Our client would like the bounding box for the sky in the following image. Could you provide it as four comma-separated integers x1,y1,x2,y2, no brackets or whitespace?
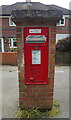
0,0,71,9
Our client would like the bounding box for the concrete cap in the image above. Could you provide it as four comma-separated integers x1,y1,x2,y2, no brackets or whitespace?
11,2,62,23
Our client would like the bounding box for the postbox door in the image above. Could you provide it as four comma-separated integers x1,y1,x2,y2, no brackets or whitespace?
25,45,48,84
24,27,49,84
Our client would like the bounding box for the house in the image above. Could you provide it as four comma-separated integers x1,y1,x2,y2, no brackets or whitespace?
46,4,71,43
0,2,71,52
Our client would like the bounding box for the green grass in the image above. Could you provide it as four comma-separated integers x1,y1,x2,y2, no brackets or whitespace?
53,99,60,107
16,99,60,118
16,108,43,118
45,106,60,117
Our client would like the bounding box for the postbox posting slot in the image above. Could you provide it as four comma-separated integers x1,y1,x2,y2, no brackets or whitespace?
26,35,46,43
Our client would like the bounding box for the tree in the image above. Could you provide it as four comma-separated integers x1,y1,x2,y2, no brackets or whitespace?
56,36,71,52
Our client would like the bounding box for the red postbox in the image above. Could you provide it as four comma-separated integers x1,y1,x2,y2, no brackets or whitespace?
24,27,49,84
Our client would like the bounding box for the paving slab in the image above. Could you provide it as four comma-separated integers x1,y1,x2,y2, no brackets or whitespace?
0,65,69,118
0,65,18,118
54,66,69,118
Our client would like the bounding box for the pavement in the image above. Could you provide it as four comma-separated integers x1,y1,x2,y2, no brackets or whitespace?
0,65,69,119
54,66,69,118
0,65,18,119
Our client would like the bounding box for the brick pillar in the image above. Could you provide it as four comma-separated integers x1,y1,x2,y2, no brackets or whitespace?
16,24,56,110
11,3,62,110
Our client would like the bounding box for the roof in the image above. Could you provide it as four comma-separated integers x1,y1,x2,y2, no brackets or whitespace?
46,5,70,15
0,2,70,16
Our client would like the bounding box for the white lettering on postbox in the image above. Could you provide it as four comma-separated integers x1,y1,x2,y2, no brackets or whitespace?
29,29,41,33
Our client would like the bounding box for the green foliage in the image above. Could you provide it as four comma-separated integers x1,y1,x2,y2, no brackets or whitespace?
16,108,43,118
10,48,17,52
43,99,60,118
56,36,71,52
55,52,71,65
16,99,60,118
53,99,60,107
46,106,60,117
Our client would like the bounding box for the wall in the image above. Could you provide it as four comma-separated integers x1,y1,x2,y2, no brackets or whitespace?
56,17,69,34
0,18,16,37
0,52,17,65
0,16,70,52
0,17,16,52
56,17,71,43
0,52,70,66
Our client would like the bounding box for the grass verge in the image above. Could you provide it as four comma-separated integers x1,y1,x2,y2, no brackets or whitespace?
16,99,60,118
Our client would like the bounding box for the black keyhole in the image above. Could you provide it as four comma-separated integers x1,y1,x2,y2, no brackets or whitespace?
34,46,38,49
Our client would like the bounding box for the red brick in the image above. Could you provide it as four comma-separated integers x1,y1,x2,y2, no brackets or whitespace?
40,97,53,101
37,92,53,97
36,85,47,88
51,27,56,32
47,92,53,96
27,101,35,105
49,79,54,83
19,97,28,101
39,88,53,92
16,33,22,38
49,59,55,65
20,88,32,93
51,33,56,38
19,92,26,97
16,27,22,32
1,52,17,65
49,69,55,74
26,93,35,97
33,89,40,92
46,89,53,92
50,64,54,69
27,85,36,88
48,84,54,88
49,75,54,79
50,49,55,54
19,79,24,83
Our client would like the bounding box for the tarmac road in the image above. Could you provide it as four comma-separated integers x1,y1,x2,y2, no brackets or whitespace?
0,65,69,118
